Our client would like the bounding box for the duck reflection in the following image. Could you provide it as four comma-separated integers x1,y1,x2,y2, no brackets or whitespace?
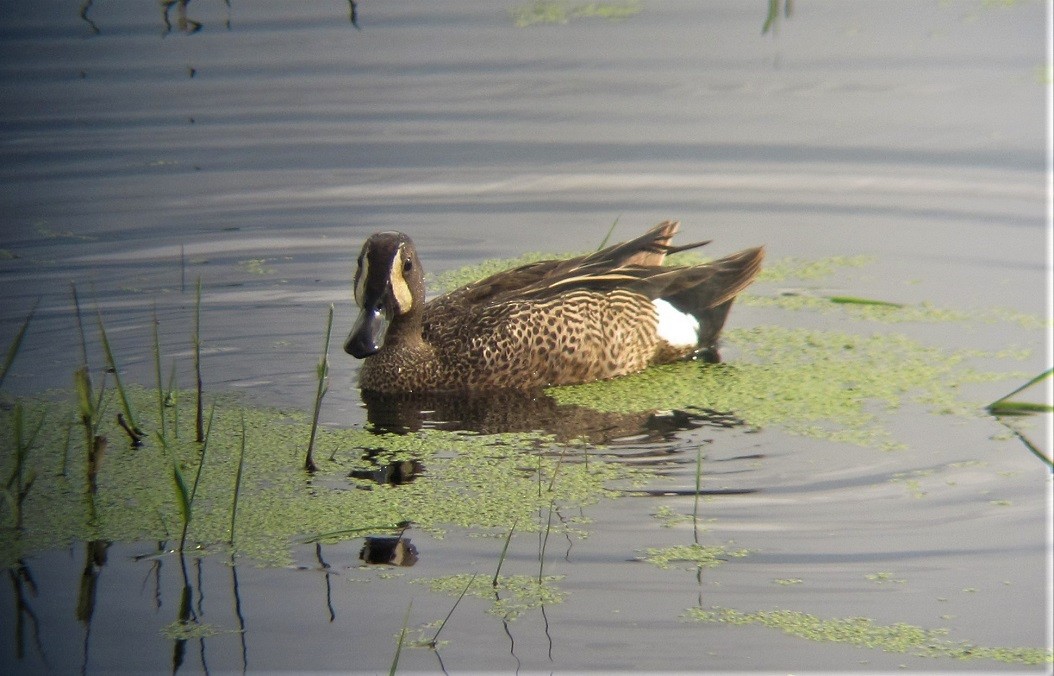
349,449,423,486
360,388,742,445
359,536,419,567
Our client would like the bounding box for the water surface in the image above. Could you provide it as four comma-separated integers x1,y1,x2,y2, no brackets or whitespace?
0,1,1050,672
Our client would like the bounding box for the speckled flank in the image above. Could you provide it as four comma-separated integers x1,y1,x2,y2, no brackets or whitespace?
348,221,764,393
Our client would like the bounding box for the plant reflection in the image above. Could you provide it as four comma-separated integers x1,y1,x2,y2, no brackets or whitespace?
76,540,109,673
7,560,45,664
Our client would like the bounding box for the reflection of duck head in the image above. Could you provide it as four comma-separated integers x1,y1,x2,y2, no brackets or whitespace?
345,221,763,393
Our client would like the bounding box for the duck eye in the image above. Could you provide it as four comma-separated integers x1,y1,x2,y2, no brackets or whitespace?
403,258,413,271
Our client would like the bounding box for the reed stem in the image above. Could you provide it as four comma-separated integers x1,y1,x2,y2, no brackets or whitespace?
305,304,334,472
194,277,204,443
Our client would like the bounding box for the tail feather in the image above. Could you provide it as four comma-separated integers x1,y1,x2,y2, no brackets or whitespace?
662,246,765,350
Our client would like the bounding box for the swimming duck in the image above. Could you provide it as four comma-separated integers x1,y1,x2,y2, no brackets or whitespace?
345,220,764,393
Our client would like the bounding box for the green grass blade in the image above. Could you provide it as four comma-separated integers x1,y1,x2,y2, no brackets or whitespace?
827,295,903,308
987,401,1054,416
71,283,89,369
0,300,37,391
431,572,478,646
173,462,192,550
96,311,142,439
187,406,214,507
230,409,245,547
167,361,179,439
987,368,1053,413
152,306,166,443
194,277,204,443
493,518,518,587
595,215,620,251
389,598,413,676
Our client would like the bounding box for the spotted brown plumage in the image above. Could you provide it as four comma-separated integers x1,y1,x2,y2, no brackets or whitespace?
345,221,764,393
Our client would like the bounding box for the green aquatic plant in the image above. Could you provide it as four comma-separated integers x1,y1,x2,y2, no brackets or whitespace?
986,368,1053,415
0,301,36,391
414,573,567,621
152,307,168,444
826,295,903,308
305,304,334,472
193,277,204,443
510,0,642,27
0,386,642,568
641,542,750,570
685,607,1053,666
3,403,43,529
96,312,143,445
550,326,1023,448
762,0,793,35
389,598,412,676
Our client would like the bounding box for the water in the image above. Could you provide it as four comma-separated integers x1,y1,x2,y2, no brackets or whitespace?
1,0,1050,672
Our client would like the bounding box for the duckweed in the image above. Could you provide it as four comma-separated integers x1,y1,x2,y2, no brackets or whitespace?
434,251,1039,448
641,543,750,569
412,573,567,620
0,387,646,567
685,607,1054,666
550,326,1022,447
509,1,642,27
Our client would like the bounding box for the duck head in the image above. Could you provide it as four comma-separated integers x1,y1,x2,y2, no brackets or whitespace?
345,231,425,358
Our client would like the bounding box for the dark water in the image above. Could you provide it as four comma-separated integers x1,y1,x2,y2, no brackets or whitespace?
1,1,1051,672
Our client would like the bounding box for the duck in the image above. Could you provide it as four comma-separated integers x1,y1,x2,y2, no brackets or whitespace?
345,220,764,393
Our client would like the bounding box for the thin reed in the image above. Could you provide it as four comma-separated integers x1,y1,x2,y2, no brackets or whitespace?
430,572,477,648
96,311,143,445
152,305,167,444
389,599,413,675
7,402,43,529
230,409,245,547
305,304,334,472
0,300,36,391
492,518,518,587
692,444,703,545
193,277,204,443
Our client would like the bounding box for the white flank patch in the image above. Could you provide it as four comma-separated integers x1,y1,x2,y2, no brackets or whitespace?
652,299,699,347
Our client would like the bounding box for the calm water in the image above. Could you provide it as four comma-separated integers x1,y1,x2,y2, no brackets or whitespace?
1,0,1051,672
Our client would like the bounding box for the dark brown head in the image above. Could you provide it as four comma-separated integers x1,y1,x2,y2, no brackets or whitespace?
344,231,425,358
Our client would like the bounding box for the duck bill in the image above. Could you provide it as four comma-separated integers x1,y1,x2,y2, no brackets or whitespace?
345,307,388,358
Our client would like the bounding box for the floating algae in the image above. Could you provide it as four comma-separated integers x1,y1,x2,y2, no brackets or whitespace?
640,542,751,570
412,573,567,621
429,251,1040,449
550,326,1023,448
685,607,1053,666
0,387,646,567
